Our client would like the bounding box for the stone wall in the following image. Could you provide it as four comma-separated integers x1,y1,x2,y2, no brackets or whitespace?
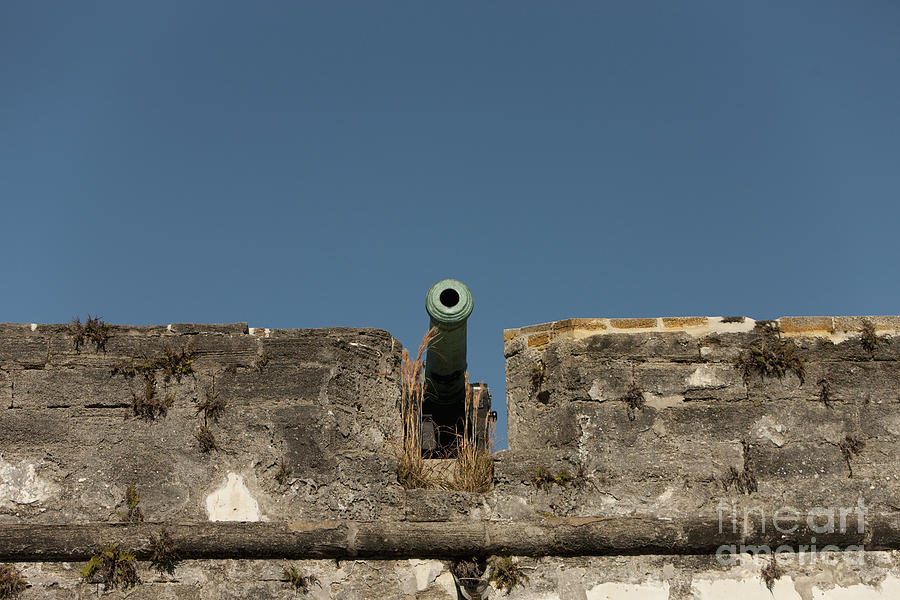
0,316,899,598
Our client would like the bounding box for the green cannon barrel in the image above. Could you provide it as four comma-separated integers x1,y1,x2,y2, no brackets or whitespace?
424,278,474,407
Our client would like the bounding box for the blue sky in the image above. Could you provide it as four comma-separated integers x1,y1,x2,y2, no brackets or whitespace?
2,2,899,448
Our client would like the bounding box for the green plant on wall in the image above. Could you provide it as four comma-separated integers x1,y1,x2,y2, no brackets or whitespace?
488,555,529,594
117,483,144,523
281,565,318,593
81,543,139,590
275,457,292,486
532,466,574,490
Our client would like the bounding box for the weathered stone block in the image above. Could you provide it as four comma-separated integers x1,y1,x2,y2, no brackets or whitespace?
11,367,135,408
0,327,49,368
580,332,699,361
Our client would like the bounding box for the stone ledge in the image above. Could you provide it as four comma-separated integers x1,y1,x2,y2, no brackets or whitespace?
1,516,898,561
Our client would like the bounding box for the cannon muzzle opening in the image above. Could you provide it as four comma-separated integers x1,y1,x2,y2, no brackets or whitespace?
423,279,477,453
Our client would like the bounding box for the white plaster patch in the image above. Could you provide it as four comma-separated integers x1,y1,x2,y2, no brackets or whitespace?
407,559,443,592
588,379,604,401
586,580,670,599
205,473,260,521
708,317,757,334
0,459,57,506
687,365,726,388
812,575,900,599
755,415,787,447
435,572,457,599
692,576,801,599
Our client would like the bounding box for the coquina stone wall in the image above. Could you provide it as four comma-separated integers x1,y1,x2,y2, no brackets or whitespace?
0,316,898,599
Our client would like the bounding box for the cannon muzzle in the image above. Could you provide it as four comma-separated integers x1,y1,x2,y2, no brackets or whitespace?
424,278,474,408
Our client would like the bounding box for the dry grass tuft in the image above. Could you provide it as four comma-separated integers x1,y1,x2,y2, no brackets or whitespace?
621,383,645,421
0,565,27,599
196,385,226,423
860,319,883,356
760,555,782,592
453,376,495,493
396,328,439,489
149,530,180,575
69,315,111,352
839,435,865,478
735,340,806,386
722,440,757,494
195,426,217,453
130,372,174,420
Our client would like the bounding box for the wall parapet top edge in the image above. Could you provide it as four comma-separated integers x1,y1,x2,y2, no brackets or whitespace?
0,322,396,339
504,315,900,347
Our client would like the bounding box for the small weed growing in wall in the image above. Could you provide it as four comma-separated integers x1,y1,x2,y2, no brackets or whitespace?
721,441,757,495
530,362,545,390
281,565,318,593
454,376,496,493
451,557,488,598
157,345,197,380
760,555,782,592
753,320,780,335
196,385,226,423
130,372,174,420
195,425,217,453
735,340,805,386
114,344,196,382
113,344,196,420
69,315,111,352
149,530,180,575
193,379,225,454
532,466,574,490
451,556,486,579
488,555,529,594
81,543,139,590
396,328,439,489
720,316,745,324
0,565,27,599
117,483,144,523
621,383,645,421
860,319,883,356
838,435,865,478
817,377,834,407
253,351,269,373
275,457,292,486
